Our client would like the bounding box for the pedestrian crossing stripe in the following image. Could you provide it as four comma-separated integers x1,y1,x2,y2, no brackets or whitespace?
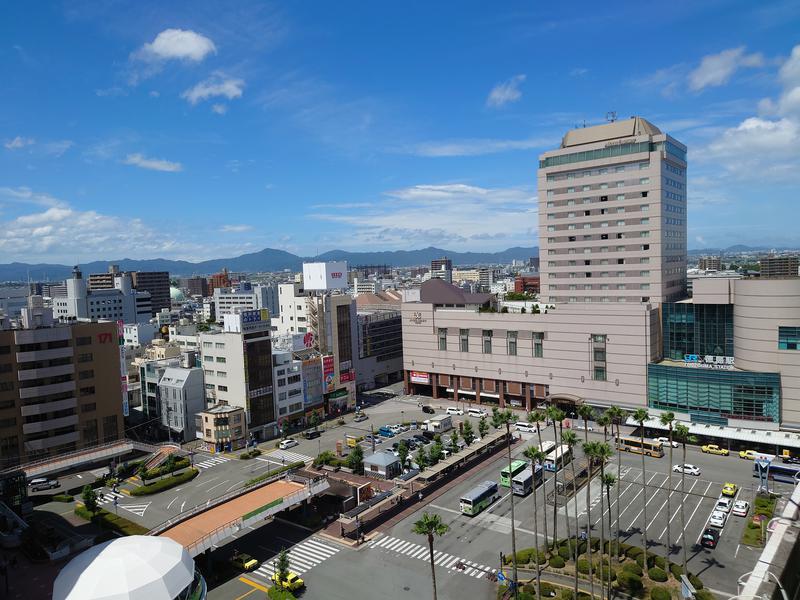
195,455,232,469
367,535,494,579
252,538,340,579
265,449,313,464
119,503,150,517
96,490,125,505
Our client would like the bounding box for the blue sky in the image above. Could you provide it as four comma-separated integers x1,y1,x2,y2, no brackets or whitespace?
1,1,799,263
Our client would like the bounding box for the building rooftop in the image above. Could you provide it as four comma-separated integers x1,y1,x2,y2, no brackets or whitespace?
364,451,400,467
561,116,662,148
417,278,492,305
202,403,243,415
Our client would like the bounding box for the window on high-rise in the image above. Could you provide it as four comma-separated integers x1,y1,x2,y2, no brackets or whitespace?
482,330,493,354
438,328,447,351
507,331,517,356
779,327,800,350
533,332,544,357
460,329,469,352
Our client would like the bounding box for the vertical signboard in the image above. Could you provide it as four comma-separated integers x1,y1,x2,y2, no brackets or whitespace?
323,355,335,393
117,321,129,417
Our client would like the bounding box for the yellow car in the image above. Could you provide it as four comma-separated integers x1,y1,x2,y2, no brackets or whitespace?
721,482,738,497
271,571,305,591
739,449,757,460
230,552,259,571
701,444,729,456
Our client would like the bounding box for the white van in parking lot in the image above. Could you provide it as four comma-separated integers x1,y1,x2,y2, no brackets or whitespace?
446,407,464,416
467,408,488,418
515,422,538,433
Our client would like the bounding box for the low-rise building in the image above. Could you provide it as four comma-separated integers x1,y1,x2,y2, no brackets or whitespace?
273,350,305,428
157,367,205,443
123,323,156,348
363,451,401,480
196,403,248,452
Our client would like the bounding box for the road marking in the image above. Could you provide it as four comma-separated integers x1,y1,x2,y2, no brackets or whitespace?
622,472,662,530
367,535,494,578
120,503,150,517
647,477,685,536
252,537,340,579
180,500,186,512
166,496,179,510
678,481,711,543
485,491,511,514
226,482,242,493
206,480,229,493
237,578,268,594
659,478,698,539
735,544,740,558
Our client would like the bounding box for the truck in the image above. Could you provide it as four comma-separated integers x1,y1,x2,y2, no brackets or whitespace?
423,414,453,434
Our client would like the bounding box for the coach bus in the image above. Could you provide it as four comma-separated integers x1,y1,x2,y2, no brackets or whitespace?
616,436,665,458
538,440,556,455
544,444,573,472
753,462,800,484
460,481,499,516
511,464,544,496
500,459,529,487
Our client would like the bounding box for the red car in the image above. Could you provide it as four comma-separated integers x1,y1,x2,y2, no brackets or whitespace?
700,528,719,549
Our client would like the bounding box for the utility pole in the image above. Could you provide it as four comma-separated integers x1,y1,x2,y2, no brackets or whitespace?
370,424,375,454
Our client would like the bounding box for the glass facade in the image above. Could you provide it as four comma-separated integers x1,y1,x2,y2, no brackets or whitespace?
779,326,800,350
647,363,780,425
539,141,653,168
662,303,733,360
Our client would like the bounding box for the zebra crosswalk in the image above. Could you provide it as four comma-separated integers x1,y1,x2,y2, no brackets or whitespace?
95,489,125,506
194,454,231,470
264,449,313,464
366,535,495,579
252,538,340,580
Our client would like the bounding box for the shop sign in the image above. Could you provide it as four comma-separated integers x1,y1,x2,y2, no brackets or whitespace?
410,371,430,384
683,354,734,370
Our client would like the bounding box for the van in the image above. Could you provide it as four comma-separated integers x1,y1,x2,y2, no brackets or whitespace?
378,426,395,438
28,477,48,487
467,408,488,418
346,434,364,448
446,407,464,416
515,422,538,433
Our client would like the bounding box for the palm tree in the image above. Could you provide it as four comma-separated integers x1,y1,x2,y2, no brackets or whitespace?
597,413,611,443
659,411,676,560
547,406,566,547
632,408,651,572
578,404,595,442
530,410,550,553
592,442,613,600
523,446,547,600
601,472,617,600
605,406,626,562
496,408,520,599
581,440,598,600
674,423,692,575
412,512,450,600
561,428,581,600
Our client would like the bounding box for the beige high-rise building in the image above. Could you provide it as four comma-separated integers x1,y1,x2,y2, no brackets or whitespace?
538,117,687,304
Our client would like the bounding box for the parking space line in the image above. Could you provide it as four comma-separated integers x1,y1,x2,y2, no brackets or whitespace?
616,471,657,524
592,476,639,527
659,478,698,539
678,481,712,543
647,476,686,537
625,473,666,531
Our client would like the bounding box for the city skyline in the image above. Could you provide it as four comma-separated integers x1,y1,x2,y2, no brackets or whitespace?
2,2,800,263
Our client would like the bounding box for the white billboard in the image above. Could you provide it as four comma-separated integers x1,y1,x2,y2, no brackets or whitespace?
302,261,348,291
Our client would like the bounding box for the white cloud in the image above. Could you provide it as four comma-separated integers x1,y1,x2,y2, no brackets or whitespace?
403,136,552,157
134,29,216,63
95,86,127,97
569,67,588,77
211,103,227,115
41,140,74,157
688,47,764,91
221,224,253,233
182,73,244,105
123,153,183,172
0,186,65,208
309,182,537,250
149,90,160,98
4,136,34,150
486,74,526,108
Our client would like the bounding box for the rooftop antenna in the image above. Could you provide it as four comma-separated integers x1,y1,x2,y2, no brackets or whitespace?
606,111,618,123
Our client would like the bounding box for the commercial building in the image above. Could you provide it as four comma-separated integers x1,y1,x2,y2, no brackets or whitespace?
122,323,156,348
157,367,205,442
272,350,304,427
0,314,124,467
88,266,170,315
538,116,687,304
135,356,182,421
514,274,541,295
355,292,404,391
208,269,231,293
213,282,278,319
53,268,152,324
759,255,799,278
196,403,247,452
697,256,722,271
199,310,275,440
180,276,209,298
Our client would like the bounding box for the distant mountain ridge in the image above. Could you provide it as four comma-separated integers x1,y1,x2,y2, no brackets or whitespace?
0,246,539,282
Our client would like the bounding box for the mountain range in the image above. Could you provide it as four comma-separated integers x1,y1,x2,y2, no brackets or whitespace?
0,246,539,282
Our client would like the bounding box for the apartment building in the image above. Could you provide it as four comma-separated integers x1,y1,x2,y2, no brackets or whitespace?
0,316,124,467
759,255,799,278
272,350,304,427
180,276,209,298
213,283,278,319
157,367,205,442
199,310,275,440
54,268,152,324
697,256,722,271
196,403,248,452
122,323,156,348
88,266,170,315
538,116,687,304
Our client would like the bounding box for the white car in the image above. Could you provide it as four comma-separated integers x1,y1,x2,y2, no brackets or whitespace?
446,407,464,416
715,497,732,513
732,500,750,517
708,510,727,528
672,464,701,476
279,438,299,450
467,408,488,418
655,437,679,448
515,422,538,433
389,424,403,434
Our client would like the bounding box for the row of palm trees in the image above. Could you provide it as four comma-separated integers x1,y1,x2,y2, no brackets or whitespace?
413,403,696,600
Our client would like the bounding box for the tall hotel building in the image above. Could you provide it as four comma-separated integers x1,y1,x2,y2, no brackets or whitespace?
538,117,687,304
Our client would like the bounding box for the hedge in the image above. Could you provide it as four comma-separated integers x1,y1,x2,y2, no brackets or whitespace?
595,562,616,581
505,548,545,565
53,494,74,503
577,558,591,574
688,574,703,590
558,545,572,561
626,546,644,560
74,506,149,536
695,590,715,600
539,582,558,597
623,561,643,576
648,567,668,582
130,468,199,496
267,587,297,600
143,457,190,480
651,555,666,570
617,571,644,594
650,586,671,600
669,563,683,579
549,555,566,568
244,461,306,487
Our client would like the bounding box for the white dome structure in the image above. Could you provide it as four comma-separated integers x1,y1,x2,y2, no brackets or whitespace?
53,536,205,600
170,286,186,302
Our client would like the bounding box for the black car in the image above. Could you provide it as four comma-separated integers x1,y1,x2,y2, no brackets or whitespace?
700,528,719,549
783,455,800,465
412,434,427,444
303,430,321,440
422,405,435,414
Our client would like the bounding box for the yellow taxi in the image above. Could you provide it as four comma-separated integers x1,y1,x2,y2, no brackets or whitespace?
739,449,757,460
230,552,259,571
721,482,738,497
271,571,305,591
701,444,729,456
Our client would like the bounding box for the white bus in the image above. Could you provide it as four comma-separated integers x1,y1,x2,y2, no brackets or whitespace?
511,464,543,496
538,440,556,455
544,444,573,472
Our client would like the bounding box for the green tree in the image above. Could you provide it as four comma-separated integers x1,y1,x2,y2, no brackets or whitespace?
281,421,291,439
529,410,550,553
309,412,321,432
347,443,364,474
449,429,459,452
562,429,581,600
81,484,98,516
523,446,547,600
429,441,443,464
412,513,450,600
585,441,612,600
496,408,520,598
577,404,595,441
415,447,428,470
546,406,566,547
478,416,489,439
314,450,337,467
597,413,612,443
276,548,290,585
491,407,502,429
633,408,651,571
398,440,410,468
605,406,626,563
659,411,676,563
462,420,475,446
163,453,177,476
137,462,148,483
602,472,617,600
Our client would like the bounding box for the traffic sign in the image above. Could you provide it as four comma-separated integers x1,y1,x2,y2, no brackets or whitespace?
497,571,506,582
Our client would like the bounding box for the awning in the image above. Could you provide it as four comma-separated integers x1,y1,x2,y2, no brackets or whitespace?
627,417,800,450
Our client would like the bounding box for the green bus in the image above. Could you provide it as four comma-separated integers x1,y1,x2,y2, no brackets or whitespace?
500,459,528,487
460,481,499,516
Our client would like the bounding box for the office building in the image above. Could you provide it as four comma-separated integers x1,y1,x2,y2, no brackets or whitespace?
760,255,799,278
87,264,121,290
53,268,152,324
538,116,687,304
157,367,205,442
698,256,722,271
355,309,403,391
122,323,156,348
196,403,248,452
208,269,231,293
131,271,171,314
180,276,209,298
352,278,379,296
430,257,453,284
199,310,275,439
213,283,278,319
0,317,124,467
514,274,541,295
273,350,304,427
134,356,182,421
0,287,29,318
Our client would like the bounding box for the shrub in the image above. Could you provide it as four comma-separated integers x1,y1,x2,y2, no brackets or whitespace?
539,582,558,597
130,468,199,496
623,561,643,576
267,587,297,600
595,561,616,581
650,586,671,600
636,554,645,568
558,545,572,561
244,461,306,487
53,494,74,503
513,548,533,564
617,571,643,594
626,546,644,560
577,558,591,574
695,590,715,600
549,555,566,568
250,449,261,457
688,574,703,590
651,555,666,570
239,453,252,460
74,506,148,536
669,563,683,579
648,567,668,582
